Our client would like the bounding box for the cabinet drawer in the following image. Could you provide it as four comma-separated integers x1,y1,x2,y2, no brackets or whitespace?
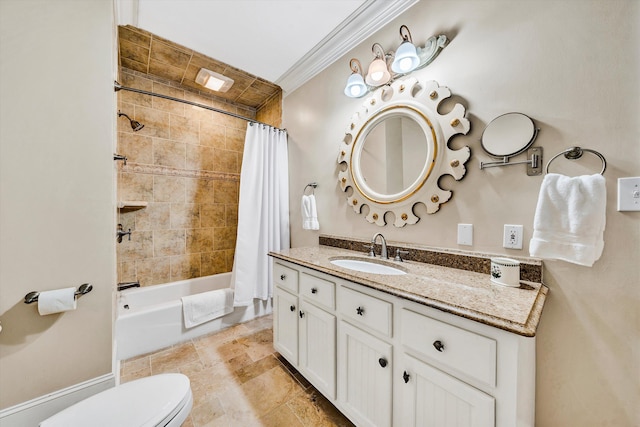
300,272,335,310
338,286,392,337
274,262,299,293
401,308,496,387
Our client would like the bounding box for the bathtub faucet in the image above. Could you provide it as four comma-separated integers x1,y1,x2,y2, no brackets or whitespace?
117,281,140,291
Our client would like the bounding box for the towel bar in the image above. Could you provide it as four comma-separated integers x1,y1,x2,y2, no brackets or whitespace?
545,147,606,175
24,283,93,304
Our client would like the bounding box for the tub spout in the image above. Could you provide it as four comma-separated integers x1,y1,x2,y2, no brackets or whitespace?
117,281,140,291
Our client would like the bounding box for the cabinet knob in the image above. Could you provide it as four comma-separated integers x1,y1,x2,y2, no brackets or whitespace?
280,274,286,280
311,287,318,294
378,358,388,368
433,340,445,352
290,305,295,312
299,310,305,319
403,371,410,383
356,306,364,316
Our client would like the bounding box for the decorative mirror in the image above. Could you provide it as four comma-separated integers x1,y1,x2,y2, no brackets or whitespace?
337,77,471,227
479,113,542,175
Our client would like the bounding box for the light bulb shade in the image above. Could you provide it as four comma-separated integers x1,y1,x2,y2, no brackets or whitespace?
344,72,367,98
391,41,420,73
365,58,391,86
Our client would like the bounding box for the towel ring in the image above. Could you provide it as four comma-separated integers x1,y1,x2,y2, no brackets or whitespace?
545,147,607,175
303,182,318,195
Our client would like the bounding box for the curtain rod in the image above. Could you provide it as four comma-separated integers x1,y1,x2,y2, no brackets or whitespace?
114,81,285,131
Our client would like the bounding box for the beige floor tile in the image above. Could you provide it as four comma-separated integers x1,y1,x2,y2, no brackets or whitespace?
260,403,305,427
150,341,200,373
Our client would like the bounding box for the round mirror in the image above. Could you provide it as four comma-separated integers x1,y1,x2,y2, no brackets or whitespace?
353,107,435,202
337,78,472,227
481,113,536,158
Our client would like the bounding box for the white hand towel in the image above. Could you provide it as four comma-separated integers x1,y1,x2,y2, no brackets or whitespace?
38,287,77,315
529,173,606,266
301,194,320,230
182,288,234,328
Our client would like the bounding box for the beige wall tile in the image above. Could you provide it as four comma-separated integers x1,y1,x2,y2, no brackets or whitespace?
153,138,186,168
150,39,191,69
119,26,151,48
225,128,245,152
225,205,238,226
170,254,201,281
119,72,153,107
186,145,215,171
153,175,185,203
214,180,238,204
149,59,186,82
135,106,171,139
152,82,185,116
201,204,226,228
120,39,150,65
117,230,153,260
118,260,137,283
214,149,238,173
118,132,153,164
214,226,237,251
171,203,200,229
200,121,226,149
135,202,170,230
119,172,153,201
154,229,185,257
201,252,228,276
225,249,235,270
136,257,171,286
118,210,136,231
185,178,215,204
171,114,200,144
121,57,148,74
186,228,214,254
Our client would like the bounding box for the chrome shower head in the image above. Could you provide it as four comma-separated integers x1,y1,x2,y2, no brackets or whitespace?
118,111,144,132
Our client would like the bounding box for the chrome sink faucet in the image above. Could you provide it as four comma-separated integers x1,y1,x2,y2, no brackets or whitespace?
372,233,389,259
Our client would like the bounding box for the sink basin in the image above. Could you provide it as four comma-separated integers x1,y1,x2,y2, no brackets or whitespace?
330,259,407,275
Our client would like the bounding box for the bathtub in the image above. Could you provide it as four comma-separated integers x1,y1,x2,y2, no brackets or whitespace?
115,273,272,360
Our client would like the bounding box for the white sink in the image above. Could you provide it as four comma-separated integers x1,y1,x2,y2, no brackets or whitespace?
330,259,407,275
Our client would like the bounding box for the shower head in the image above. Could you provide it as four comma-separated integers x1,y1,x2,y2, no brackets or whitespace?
118,111,144,132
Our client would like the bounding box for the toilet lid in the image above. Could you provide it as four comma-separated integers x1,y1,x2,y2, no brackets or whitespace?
40,374,191,427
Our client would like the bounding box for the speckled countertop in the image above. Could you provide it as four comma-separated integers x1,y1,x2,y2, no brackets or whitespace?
269,246,548,337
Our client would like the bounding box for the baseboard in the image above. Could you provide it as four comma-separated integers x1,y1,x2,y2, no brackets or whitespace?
0,373,116,427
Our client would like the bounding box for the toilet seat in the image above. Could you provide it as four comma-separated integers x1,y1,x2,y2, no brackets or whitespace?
40,373,193,427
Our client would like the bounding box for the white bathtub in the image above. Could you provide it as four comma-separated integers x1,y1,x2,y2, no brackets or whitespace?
115,273,272,360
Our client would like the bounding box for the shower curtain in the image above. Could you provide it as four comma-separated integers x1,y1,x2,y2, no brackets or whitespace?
232,123,290,306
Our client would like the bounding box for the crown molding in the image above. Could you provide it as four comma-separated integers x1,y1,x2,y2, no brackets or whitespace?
276,0,419,96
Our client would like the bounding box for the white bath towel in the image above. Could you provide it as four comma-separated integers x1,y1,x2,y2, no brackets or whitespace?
301,194,320,230
182,288,234,328
529,173,606,267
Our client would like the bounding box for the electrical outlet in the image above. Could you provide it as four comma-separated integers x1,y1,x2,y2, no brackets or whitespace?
457,224,473,246
503,224,523,249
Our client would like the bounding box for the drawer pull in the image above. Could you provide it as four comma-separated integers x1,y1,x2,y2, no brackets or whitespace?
280,274,286,280
433,340,445,352
311,287,318,294
403,371,410,383
378,358,388,368
299,310,305,319
356,306,364,316
290,305,295,312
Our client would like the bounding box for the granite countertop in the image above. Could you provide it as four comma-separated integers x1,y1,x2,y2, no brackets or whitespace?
269,246,548,337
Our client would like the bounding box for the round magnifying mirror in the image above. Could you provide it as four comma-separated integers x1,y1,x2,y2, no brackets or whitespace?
481,113,537,158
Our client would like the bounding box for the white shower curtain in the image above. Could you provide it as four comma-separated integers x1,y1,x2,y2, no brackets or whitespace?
231,123,290,306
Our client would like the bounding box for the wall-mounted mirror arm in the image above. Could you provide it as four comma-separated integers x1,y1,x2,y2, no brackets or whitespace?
480,145,543,176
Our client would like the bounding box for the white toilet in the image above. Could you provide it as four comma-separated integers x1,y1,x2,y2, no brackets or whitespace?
40,373,193,427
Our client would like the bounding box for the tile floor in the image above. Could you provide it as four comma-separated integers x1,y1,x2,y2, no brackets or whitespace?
120,314,355,427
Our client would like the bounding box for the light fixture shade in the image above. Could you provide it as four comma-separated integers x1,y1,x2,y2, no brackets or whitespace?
365,58,391,86
344,73,367,98
391,41,420,73
195,68,234,92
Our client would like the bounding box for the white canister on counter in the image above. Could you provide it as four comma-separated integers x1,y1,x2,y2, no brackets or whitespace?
490,257,521,287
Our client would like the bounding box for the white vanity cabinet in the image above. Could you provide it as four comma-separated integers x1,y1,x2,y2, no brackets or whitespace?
271,258,537,427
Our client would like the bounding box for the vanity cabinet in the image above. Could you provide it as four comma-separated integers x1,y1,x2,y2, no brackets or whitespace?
271,258,537,427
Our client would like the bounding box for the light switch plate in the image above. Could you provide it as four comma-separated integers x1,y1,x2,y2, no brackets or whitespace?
618,177,640,211
457,224,473,246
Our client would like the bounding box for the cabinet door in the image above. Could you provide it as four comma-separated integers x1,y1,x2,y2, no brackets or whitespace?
273,287,299,365
400,354,495,427
299,301,336,399
338,321,393,427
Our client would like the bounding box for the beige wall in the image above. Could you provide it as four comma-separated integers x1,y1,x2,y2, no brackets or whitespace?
284,1,639,425
0,0,115,410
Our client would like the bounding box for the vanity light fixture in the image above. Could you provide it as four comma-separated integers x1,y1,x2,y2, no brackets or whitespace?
195,68,234,92
343,25,449,98
365,43,392,87
344,59,368,98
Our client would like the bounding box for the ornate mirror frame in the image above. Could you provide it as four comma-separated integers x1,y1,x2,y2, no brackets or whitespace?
337,77,471,227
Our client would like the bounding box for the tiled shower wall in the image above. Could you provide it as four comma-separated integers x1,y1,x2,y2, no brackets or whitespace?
117,69,280,286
